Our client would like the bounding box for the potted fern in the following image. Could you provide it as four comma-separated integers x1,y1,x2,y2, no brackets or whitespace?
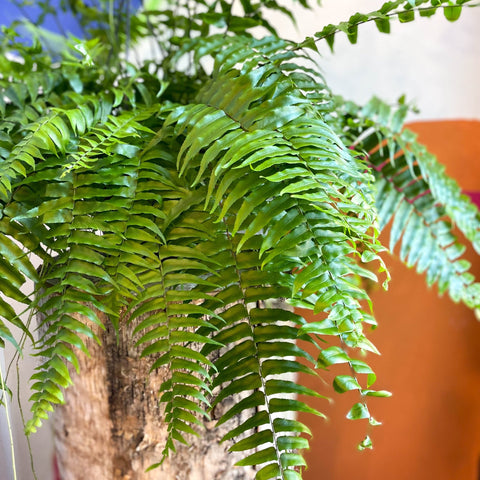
0,0,479,479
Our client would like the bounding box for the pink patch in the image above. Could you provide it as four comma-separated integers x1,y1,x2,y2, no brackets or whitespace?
53,454,61,480
465,191,480,209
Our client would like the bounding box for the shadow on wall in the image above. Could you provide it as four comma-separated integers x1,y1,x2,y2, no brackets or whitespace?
297,120,480,480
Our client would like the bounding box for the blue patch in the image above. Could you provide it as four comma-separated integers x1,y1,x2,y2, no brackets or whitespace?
0,0,142,39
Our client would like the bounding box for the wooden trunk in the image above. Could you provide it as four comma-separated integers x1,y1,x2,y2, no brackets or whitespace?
52,309,256,480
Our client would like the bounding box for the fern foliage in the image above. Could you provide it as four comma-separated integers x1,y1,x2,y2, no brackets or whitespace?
331,96,480,308
0,0,479,478
308,0,480,51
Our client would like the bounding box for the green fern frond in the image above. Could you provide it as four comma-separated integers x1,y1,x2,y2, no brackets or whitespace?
20,169,112,431
2,103,153,430
308,0,477,51
64,106,158,173
0,112,64,201
155,42,390,463
197,225,321,479
112,150,226,458
337,97,480,309
0,215,41,351
162,49,383,321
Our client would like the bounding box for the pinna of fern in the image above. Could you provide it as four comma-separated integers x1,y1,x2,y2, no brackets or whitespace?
0,0,479,478
330,96,480,309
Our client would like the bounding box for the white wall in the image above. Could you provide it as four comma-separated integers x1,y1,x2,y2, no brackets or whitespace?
270,0,480,120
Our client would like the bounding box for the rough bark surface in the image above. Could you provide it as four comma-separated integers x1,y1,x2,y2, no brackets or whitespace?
51,309,256,480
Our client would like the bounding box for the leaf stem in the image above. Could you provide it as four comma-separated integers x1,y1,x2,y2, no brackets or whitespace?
0,354,17,480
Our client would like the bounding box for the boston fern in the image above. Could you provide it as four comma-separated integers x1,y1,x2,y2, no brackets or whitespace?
0,0,479,478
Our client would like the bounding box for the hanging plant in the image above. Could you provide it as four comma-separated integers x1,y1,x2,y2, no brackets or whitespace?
0,1,479,478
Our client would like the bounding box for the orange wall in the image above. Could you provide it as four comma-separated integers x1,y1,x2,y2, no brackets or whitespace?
298,121,480,480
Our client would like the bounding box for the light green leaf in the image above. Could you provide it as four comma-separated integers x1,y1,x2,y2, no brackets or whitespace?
346,402,370,420
333,375,361,393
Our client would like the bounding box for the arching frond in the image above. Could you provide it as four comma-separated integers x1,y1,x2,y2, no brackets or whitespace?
334,97,480,309
153,41,390,470
197,223,321,479
309,0,477,51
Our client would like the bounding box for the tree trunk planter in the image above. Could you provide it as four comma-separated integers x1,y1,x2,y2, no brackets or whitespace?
48,309,256,480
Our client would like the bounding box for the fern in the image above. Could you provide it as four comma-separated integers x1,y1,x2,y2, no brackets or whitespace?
200,227,321,479
308,0,479,51
0,1,478,478
332,96,480,309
